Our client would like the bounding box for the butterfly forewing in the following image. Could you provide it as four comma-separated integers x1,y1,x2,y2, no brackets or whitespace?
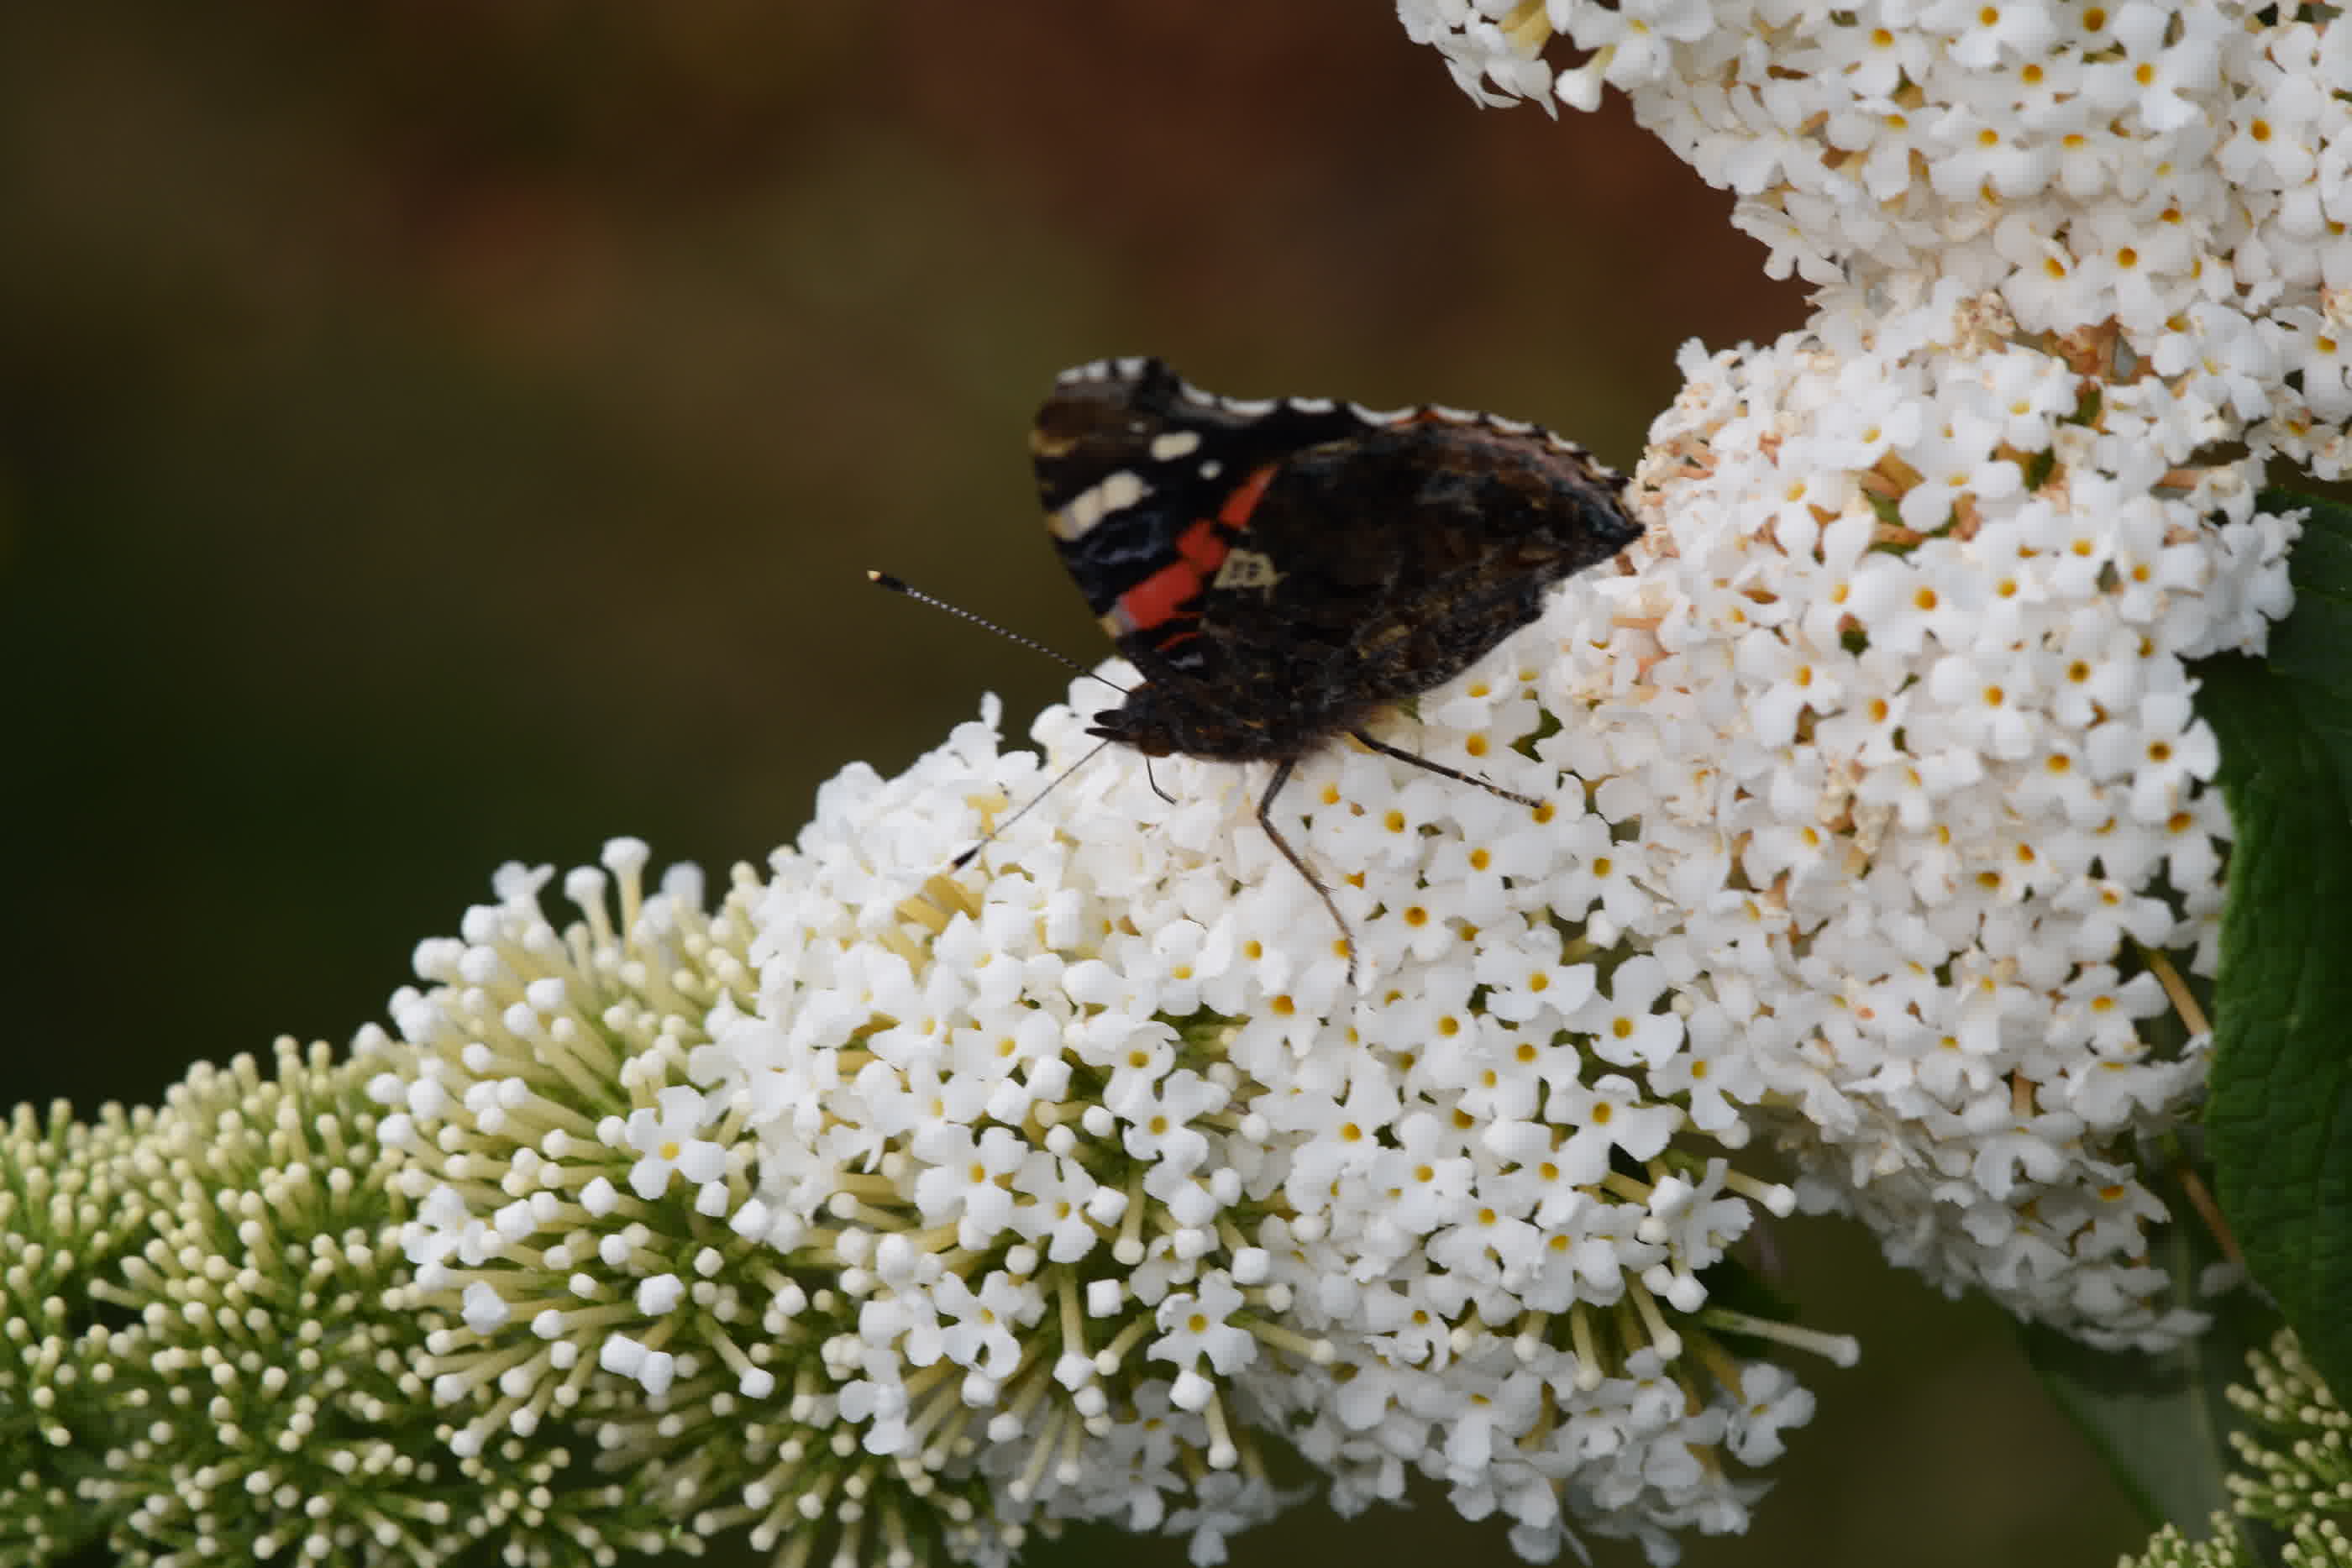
1031,357,1370,674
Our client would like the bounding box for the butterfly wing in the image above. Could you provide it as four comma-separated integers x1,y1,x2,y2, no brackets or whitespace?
1031,357,1367,680
1215,414,1640,707
1030,358,1639,761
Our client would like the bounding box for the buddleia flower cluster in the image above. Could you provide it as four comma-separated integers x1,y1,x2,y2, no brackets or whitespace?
2121,1330,2350,1568
0,1041,690,1568
381,712,1853,1568
1399,0,2349,493
1392,0,2334,1344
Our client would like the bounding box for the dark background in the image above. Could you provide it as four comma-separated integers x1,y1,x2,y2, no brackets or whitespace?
0,4,2143,1566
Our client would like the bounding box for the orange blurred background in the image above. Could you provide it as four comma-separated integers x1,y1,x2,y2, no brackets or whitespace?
0,6,2143,1568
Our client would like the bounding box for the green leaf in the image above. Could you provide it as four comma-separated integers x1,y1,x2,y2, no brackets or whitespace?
2198,489,2352,1407
2023,1162,2279,1545
2259,488,2352,788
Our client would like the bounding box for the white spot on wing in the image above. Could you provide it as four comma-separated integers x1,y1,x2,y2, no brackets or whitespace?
1149,430,1202,461
1349,401,1412,424
1285,396,1335,414
1219,396,1277,416
1050,469,1152,541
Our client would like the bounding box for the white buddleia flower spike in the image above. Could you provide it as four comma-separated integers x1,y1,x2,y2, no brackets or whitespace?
1401,3,2352,477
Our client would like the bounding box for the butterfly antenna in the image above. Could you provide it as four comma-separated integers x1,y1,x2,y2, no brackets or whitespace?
868,570,1126,696
951,738,1116,871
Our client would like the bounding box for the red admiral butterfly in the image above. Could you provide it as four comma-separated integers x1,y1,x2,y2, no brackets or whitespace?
1027,356,1641,980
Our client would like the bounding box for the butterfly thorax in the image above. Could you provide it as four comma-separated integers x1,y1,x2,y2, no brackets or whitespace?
1086,675,1378,763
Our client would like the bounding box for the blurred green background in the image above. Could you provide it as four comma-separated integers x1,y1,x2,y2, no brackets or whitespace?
0,4,2144,1567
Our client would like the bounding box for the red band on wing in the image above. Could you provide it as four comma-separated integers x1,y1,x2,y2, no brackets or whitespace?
1218,463,1279,527
1116,517,1231,635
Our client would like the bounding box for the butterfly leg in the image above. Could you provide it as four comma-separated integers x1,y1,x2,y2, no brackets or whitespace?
1144,756,1177,806
1348,730,1540,810
1256,758,1357,987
